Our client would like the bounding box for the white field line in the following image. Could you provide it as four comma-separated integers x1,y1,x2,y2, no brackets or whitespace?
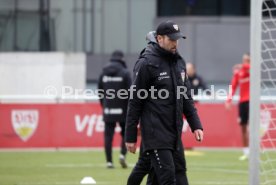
45,162,247,175
45,161,244,169
45,163,136,168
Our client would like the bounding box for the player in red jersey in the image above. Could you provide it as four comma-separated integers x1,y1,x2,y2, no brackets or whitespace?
225,53,250,160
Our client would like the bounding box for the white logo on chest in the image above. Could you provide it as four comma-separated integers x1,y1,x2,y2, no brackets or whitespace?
160,72,167,76
158,72,170,81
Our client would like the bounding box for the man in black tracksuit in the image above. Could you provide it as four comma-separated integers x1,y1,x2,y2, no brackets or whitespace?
125,21,204,185
98,50,132,168
127,31,187,185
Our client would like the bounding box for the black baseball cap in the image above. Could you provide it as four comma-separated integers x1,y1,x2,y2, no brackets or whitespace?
156,21,186,40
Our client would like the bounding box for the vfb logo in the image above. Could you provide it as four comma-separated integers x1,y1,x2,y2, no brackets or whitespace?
75,114,121,137
11,110,39,142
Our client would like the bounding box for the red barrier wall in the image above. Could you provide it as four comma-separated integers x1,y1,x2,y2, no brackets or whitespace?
0,103,274,148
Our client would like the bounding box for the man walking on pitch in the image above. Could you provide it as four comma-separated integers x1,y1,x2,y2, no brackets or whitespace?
98,50,131,168
225,53,250,161
125,21,204,185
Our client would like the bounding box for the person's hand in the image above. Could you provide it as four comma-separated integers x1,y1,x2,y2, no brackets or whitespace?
225,101,232,110
125,142,137,154
194,129,203,142
137,124,141,137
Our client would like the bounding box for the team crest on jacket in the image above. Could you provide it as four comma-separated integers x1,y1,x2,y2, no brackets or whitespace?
11,110,39,142
181,70,185,82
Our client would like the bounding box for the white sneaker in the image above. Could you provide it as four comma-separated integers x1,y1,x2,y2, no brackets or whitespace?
106,162,114,169
239,154,248,161
119,155,127,169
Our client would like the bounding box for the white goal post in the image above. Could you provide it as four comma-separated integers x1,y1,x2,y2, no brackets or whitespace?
249,0,262,184
250,0,276,185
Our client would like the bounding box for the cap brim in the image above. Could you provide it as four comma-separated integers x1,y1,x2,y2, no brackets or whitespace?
167,32,186,40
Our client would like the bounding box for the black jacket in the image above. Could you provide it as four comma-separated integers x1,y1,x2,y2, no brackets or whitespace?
98,59,131,122
125,43,203,152
188,74,208,95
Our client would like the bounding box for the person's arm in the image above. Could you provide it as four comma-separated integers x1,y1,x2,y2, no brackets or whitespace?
226,71,239,104
183,70,204,141
97,74,104,107
125,58,150,153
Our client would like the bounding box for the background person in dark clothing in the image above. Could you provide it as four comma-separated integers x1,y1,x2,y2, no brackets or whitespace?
186,62,208,96
125,21,204,185
98,50,132,169
127,32,158,185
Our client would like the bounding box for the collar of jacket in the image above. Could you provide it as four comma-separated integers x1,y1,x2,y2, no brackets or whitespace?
110,59,127,68
146,43,180,62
